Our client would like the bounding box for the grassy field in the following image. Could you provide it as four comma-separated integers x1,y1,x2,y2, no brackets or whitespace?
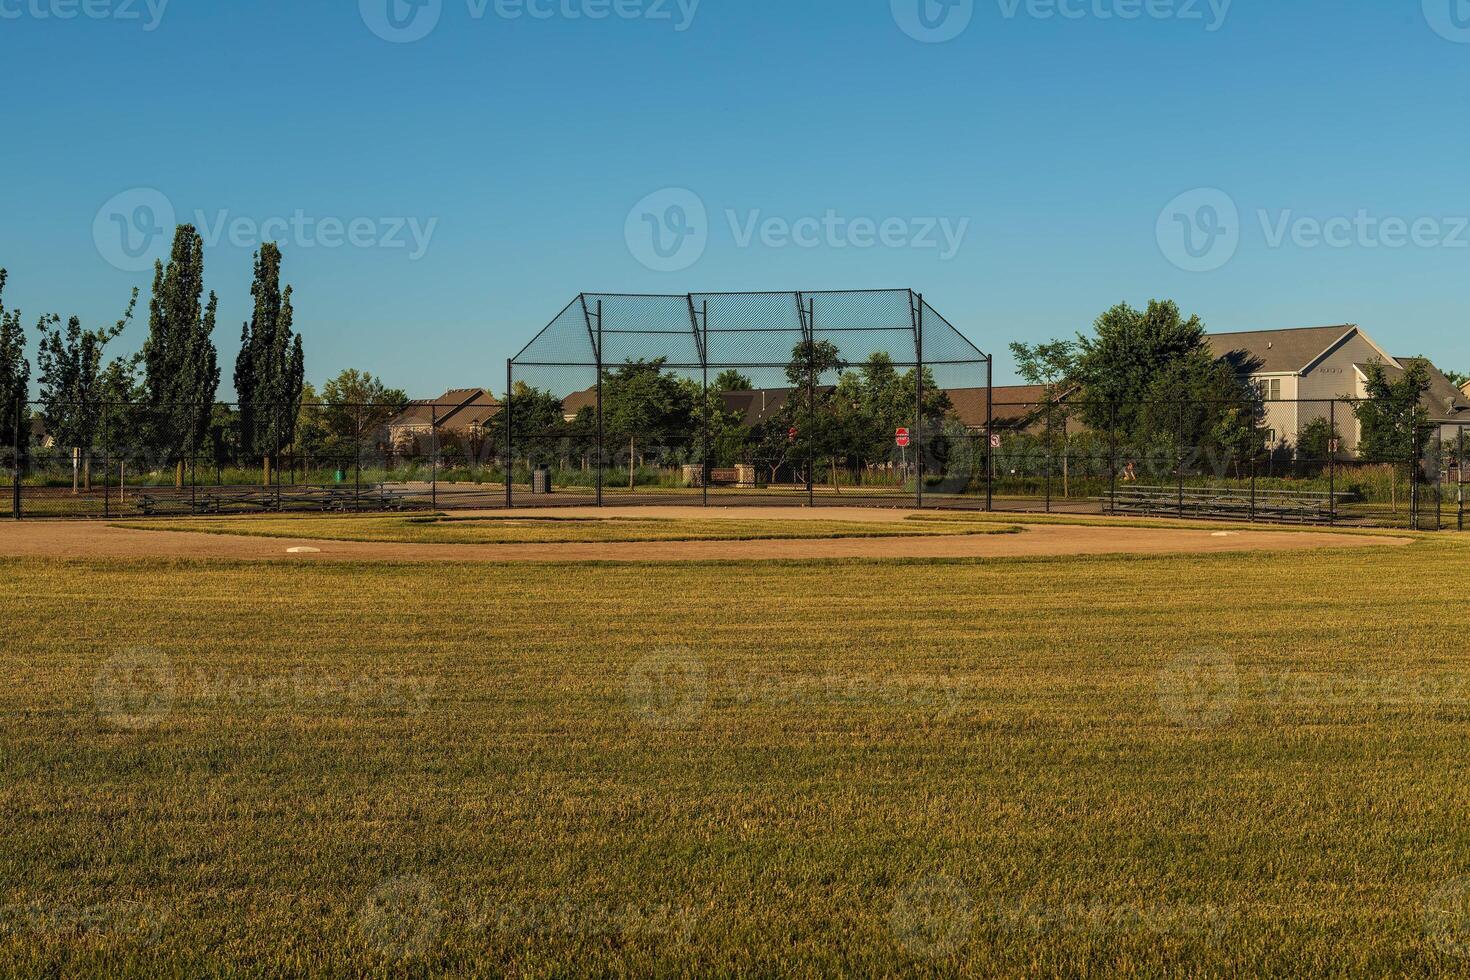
5,532,1470,975
107,514,1019,545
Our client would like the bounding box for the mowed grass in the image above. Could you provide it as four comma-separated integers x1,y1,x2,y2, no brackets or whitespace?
5,537,1470,976
107,513,1017,545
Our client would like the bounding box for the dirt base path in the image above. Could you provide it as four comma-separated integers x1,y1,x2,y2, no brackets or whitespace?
0,508,1413,563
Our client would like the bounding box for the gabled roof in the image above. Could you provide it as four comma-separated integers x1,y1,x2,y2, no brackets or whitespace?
1204,325,1381,375
1354,359,1470,424
947,384,1082,430
387,388,500,430
1392,357,1470,423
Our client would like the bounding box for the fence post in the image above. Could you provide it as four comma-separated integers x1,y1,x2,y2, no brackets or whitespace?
1109,401,1118,515
1329,400,1337,525
1251,458,1257,522
12,396,21,520
1452,429,1464,537
701,312,710,510
1176,400,1186,518
595,300,604,508
431,402,438,511
354,404,363,512
505,359,514,510
985,355,994,512
806,298,815,508
914,295,924,510
1044,401,1053,514
103,407,111,519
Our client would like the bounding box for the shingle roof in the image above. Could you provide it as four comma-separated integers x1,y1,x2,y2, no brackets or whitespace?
1205,325,1360,375
387,388,500,431
947,385,1084,431
1392,357,1470,422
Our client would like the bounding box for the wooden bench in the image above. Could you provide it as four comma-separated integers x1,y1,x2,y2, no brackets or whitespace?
137,485,426,516
1102,485,1342,524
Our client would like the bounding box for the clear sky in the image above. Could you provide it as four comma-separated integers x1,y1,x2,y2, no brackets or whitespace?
2,0,1468,396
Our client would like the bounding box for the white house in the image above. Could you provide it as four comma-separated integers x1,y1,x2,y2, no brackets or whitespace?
1206,325,1470,452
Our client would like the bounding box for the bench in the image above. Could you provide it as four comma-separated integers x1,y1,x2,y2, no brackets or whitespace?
137,485,427,516
1102,485,1343,524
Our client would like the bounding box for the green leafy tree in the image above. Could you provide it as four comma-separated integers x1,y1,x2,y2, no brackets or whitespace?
712,369,753,392
1011,340,1081,491
601,359,689,489
315,370,407,458
1298,416,1344,468
774,340,844,488
1135,355,1264,478
489,381,566,471
97,350,145,468
234,243,306,482
34,290,139,491
143,226,220,484
1074,300,1211,437
1355,360,1431,514
0,270,31,471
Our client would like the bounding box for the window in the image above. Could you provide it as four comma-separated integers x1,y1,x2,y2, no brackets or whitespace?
1257,378,1282,401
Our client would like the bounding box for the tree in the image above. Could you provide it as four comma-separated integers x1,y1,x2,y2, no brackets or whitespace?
1443,368,1469,389
1073,300,1212,437
97,350,145,474
1011,340,1081,492
712,369,753,392
488,381,565,472
1065,299,1262,479
1298,416,1343,468
143,226,220,485
1355,360,1431,514
234,243,306,483
0,270,30,473
34,290,138,492
776,340,844,489
314,370,407,458
601,359,689,489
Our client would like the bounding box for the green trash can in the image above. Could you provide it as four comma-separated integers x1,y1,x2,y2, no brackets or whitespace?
333,469,346,484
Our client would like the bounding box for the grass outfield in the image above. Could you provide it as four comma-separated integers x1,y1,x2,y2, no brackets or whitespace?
5,537,1470,975
107,514,1019,545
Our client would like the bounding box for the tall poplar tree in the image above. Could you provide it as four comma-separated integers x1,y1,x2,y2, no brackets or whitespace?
0,270,32,472
234,243,305,482
143,226,220,485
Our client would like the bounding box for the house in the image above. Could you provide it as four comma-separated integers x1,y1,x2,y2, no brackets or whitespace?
1377,358,1470,444
1204,325,1399,453
947,384,1086,436
385,388,500,449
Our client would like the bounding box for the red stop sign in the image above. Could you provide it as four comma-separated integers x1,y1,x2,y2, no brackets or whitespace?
896,428,910,448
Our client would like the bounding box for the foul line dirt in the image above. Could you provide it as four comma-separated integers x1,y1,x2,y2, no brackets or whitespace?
0,507,1414,563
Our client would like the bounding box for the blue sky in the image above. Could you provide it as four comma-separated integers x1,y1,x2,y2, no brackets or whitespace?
2,0,1468,396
